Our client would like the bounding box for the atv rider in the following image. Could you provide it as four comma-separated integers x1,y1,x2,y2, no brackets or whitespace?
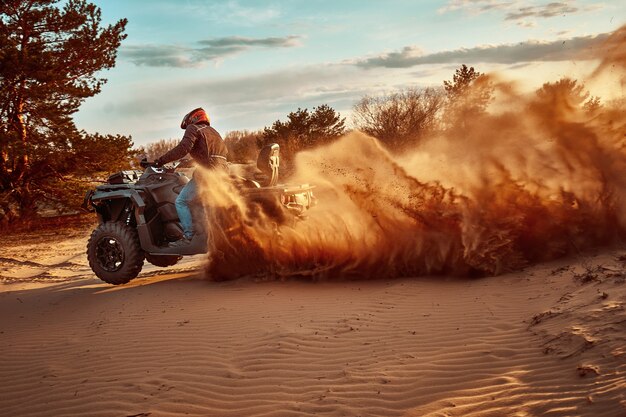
154,108,228,247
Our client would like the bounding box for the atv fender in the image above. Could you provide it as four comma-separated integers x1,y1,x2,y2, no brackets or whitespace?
91,189,163,251
90,189,146,223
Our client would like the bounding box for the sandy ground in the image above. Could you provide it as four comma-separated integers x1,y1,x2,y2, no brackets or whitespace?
0,228,625,417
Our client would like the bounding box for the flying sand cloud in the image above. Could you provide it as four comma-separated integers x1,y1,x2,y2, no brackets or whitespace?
354,31,611,69
122,35,302,68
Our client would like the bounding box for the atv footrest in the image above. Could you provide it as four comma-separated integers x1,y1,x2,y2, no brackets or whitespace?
153,233,208,256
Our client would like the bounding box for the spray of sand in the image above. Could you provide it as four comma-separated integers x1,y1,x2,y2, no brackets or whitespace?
198,27,626,281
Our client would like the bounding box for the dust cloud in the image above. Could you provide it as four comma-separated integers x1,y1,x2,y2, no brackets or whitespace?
199,28,626,281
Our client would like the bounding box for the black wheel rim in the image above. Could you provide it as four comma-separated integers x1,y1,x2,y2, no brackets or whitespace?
95,236,125,272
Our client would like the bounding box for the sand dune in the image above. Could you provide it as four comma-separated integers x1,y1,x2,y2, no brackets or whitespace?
1,239,624,416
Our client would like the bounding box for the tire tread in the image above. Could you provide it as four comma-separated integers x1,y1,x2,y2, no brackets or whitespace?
87,221,144,285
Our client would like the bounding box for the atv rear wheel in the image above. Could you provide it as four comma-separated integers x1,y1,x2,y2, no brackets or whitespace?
87,221,144,285
145,253,182,267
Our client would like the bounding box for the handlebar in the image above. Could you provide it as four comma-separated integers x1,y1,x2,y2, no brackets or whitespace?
140,158,155,168
140,158,185,171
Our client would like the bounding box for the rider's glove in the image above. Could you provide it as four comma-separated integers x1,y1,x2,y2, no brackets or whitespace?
153,158,163,167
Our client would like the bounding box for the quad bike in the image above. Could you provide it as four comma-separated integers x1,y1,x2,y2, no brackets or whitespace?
83,143,315,285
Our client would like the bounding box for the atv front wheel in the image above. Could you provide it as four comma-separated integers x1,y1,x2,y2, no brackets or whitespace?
145,253,182,267
87,221,145,285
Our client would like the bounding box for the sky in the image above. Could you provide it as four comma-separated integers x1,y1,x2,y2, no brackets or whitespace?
73,0,626,146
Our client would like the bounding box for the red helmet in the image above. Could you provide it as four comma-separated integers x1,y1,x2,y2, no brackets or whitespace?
180,107,210,129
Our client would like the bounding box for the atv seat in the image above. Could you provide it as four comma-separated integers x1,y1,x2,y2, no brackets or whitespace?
255,143,279,187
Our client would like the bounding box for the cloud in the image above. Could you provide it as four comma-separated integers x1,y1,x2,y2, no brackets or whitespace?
516,19,538,28
354,32,610,69
438,0,514,15
438,0,604,26
122,35,302,68
159,1,281,25
505,2,578,20
555,29,574,37
198,36,301,48
122,45,196,68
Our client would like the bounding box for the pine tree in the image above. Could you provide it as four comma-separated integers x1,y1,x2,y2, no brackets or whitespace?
0,0,128,220
442,64,493,131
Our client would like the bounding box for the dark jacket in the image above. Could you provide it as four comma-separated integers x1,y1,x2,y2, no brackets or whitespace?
158,122,227,169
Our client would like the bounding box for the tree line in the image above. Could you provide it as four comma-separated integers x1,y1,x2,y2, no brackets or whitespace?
224,64,604,166
222,66,479,168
